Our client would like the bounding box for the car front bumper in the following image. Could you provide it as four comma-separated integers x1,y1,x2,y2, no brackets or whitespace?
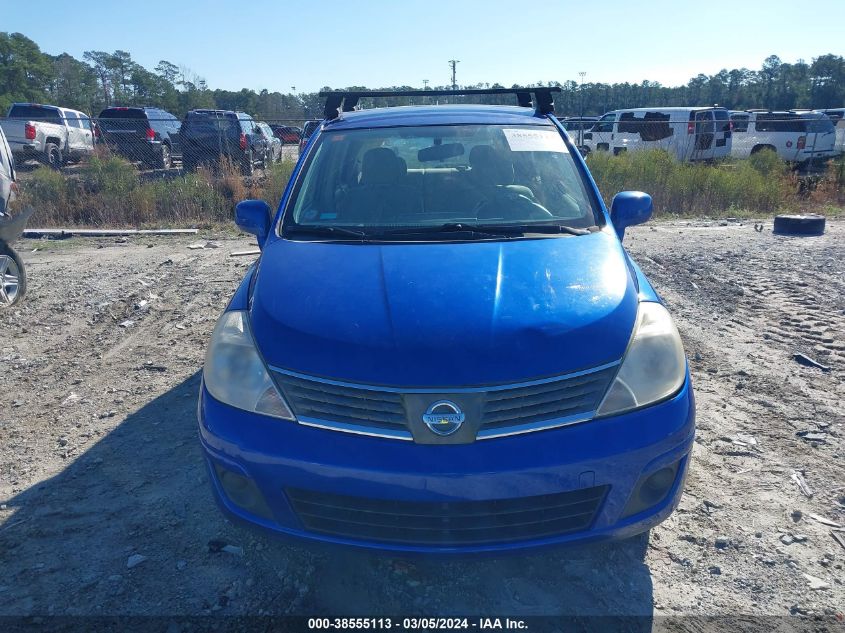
198,376,695,554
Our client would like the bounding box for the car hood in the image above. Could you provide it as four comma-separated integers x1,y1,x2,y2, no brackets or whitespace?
250,231,639,386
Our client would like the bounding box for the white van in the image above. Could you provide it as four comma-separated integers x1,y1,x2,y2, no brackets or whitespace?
817,109,844,155
729,110,837,165
582,107,732,161
561,116,599,147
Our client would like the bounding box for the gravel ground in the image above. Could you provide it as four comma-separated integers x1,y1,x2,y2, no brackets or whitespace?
0,219,843,623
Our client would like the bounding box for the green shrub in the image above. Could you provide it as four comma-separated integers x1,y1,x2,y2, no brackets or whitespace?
586,149,794,216
142,173,229,225
747,148,786,177
20,166,67,205
80,155,139,196
263,159,296,208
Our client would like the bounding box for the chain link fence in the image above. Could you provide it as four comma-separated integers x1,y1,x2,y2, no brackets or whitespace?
2,107,843,228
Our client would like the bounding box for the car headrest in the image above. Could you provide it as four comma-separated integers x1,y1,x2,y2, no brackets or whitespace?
469,145,514,186
361,147,405,185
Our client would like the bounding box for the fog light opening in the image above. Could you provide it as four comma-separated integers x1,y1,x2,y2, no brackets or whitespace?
640,467,677,506
213,464,274,521
622,460,681,518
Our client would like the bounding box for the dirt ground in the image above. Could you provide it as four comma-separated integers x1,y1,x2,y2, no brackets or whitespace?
0,219,843,624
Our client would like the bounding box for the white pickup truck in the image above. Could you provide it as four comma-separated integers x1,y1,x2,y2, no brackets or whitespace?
0,103,95,168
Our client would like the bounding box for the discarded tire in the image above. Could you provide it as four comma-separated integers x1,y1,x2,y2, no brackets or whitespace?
772,214,826,236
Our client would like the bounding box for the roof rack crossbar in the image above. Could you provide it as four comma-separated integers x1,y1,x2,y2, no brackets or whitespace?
319,87,562,120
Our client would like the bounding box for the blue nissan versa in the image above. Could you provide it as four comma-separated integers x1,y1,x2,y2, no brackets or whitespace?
198,88,695,554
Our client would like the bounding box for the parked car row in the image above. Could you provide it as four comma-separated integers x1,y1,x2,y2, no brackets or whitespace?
574,106,842,166
0,102,308,174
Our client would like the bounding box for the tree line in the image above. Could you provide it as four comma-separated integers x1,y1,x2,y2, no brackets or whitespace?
1,32,843,122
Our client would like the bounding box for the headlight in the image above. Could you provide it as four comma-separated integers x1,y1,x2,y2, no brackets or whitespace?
203,310,295,420
596,302,686,417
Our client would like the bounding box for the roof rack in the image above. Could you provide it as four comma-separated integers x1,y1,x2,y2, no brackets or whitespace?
319,87,562,120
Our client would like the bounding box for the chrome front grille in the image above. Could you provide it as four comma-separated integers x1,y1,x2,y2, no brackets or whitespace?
273,373,407,431
271,363,617,441
479,367,617,437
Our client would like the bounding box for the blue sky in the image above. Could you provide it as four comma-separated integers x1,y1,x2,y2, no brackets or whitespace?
4,0,843,92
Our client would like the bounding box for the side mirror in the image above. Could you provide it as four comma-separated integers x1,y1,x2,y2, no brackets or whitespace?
235,199,272,248
610,191,652,241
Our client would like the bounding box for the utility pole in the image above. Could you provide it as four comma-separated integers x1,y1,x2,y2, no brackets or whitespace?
422,79,429,89
448,60,460,90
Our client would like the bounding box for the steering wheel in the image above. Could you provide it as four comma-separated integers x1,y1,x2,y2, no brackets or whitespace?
474,190,555,221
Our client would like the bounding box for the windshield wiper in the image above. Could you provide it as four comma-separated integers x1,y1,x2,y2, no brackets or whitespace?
285,225,367,240
373,223,517,240
285,222,594,242
472,223,594,236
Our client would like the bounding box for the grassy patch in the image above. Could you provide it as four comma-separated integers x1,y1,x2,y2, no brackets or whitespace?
586,149,844,217
16,156,297,228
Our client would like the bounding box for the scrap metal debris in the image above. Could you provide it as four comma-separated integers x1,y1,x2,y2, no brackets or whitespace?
791,471,813,498
733,433,758,447
207,539,243,555
807,513,842,528
188,241,222,250
23,228,198,238
792,353,831,372
796,431,828,443
802,573,830,591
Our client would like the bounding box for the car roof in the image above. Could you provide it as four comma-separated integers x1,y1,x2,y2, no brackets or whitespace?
101,106,155,110
610,106,726,113
12,102,60,109
100,106,164,114
324,104,554,130
188,109,243,115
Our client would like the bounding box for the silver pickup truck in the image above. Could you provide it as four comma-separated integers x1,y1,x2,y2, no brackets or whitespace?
0,103,95,168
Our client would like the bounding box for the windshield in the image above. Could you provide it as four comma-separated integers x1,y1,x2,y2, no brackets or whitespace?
99,108,146,119
7,104,63,123
183,111,239,134
804,114,835,133
283,123,599,239
302,121,320,138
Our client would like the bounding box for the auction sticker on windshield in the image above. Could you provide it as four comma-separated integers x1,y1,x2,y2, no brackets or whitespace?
502,127,569,152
